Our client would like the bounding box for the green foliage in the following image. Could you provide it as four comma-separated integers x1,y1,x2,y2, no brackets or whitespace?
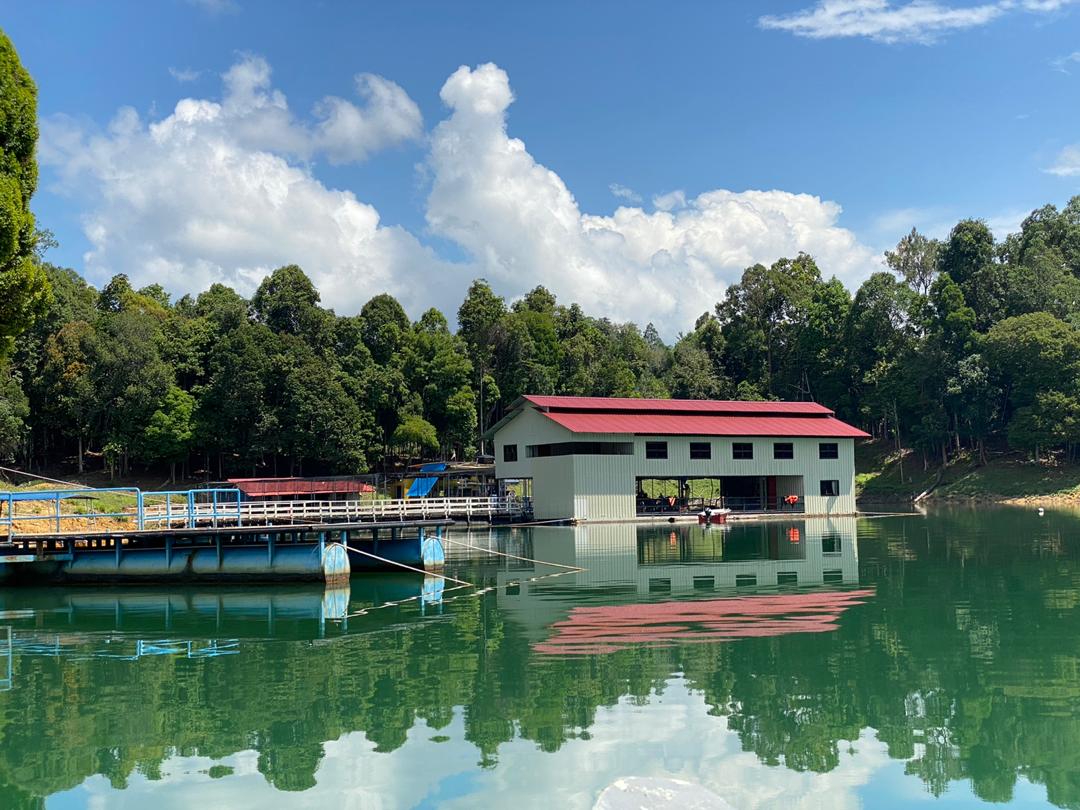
392,414,438,456
0,29,50,358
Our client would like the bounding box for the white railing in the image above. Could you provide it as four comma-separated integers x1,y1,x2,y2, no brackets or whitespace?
140,495,525,527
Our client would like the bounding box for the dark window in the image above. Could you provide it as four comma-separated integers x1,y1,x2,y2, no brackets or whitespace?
649,577,672,593
502,444,518,463
823,569,844,584
735,574,757,587
693,575,715,590
820,479,840,497
645,441,668,459
822,534,841,554
690,442,711,460
527,441,634,458
505,582,520,596
819,442,839,459
773,442,794,460
733,442,754,460
777,571,798,585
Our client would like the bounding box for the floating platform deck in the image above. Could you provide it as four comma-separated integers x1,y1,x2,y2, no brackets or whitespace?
0,486,452,584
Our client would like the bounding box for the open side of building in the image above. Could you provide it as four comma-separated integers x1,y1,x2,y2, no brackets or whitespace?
490,395,869,522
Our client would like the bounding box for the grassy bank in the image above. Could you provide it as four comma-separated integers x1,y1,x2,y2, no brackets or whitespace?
856,440,1080,503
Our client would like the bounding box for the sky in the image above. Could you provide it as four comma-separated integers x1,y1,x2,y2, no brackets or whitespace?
4,0,1080,336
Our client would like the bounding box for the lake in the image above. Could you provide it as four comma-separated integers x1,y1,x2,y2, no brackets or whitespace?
1,507,1077,809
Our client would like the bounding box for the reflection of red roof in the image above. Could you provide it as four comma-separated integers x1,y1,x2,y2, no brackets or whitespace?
533,589,874,655
523,395,869,438
228,478,375,497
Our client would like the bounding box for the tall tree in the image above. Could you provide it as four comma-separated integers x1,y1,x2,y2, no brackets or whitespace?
0,29,49,358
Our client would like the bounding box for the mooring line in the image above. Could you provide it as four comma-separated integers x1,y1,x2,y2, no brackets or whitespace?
339,542,473,585
0,465,89,489
441,536,586,571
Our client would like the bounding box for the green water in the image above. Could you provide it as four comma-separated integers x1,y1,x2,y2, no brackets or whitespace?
1,508,1079,808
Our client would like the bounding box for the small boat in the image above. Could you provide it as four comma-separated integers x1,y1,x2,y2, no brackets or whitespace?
697,508,731,525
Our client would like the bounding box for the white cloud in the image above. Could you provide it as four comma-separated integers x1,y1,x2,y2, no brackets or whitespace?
168,67,202,83
426,63,878,329
216,55,423,164
41,58,882,334
38,56,454,314
609,183,642,204
759,0,1074,44
1046,144,1080,176
1052,50,1080,72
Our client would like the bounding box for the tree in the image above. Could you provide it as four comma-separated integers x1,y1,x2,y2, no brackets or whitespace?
0,29,50,359
41,320,98,472
886,228,940,296
252,265,329,345
360,293,410,364
392,414,438,460
142,385,195,482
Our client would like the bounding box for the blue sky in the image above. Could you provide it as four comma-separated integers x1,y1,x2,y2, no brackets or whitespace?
4,0,1080,333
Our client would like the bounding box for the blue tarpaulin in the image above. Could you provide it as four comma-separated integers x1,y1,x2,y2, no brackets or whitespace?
407,477,439,497
418,463,447,473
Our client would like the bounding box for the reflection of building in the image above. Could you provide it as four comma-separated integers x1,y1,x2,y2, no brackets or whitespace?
450,518,863,646
490,396,867,521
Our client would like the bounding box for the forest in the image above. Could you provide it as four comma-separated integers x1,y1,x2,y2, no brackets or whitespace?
5,29,1080,481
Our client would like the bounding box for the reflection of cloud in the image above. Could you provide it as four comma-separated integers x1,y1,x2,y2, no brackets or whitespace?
68,679,895,809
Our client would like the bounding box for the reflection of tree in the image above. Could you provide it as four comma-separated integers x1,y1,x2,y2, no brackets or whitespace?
5,510,1080,805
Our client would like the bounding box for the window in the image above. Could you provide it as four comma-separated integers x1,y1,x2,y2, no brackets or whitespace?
773,442,794,460
645,441,668,460
505,582,521,596
649,577,672,593
502,444,518,463
820,479,840,497
819,442,839,460
777,572,798,585
735,574,757,587
527,441,634,458
822,534,841,554
693,575,715,590
690,442,711,460
823,569,844,584
733,442,753,460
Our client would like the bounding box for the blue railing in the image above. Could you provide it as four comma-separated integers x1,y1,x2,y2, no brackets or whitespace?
0,487,243,536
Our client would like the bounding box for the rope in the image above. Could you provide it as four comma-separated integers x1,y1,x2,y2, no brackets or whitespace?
441,535,585,571
0,465,89,489
340,541,473,585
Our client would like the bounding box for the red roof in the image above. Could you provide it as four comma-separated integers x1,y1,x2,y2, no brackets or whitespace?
228,477,375,497
541,411,868,438
524,395,834,416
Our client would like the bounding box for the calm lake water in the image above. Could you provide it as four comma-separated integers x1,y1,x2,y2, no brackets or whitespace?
2,508,1078,809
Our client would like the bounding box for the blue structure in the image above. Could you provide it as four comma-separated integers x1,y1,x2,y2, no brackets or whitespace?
0,486,450,585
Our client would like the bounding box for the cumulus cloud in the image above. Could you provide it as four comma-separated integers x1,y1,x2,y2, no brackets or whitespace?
426,63,877,329
41,57,881,333
759,0,1074,44
1047,144,1080,176
38,57,453,313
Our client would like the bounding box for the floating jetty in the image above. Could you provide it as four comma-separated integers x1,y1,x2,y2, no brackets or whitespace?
0,486,451,584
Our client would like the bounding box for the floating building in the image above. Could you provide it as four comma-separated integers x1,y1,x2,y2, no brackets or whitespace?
490,396,869,522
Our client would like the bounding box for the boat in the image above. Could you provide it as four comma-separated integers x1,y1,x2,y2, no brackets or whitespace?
697,508,731,525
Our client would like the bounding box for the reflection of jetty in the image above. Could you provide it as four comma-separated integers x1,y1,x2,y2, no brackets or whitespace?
0,487,452,584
